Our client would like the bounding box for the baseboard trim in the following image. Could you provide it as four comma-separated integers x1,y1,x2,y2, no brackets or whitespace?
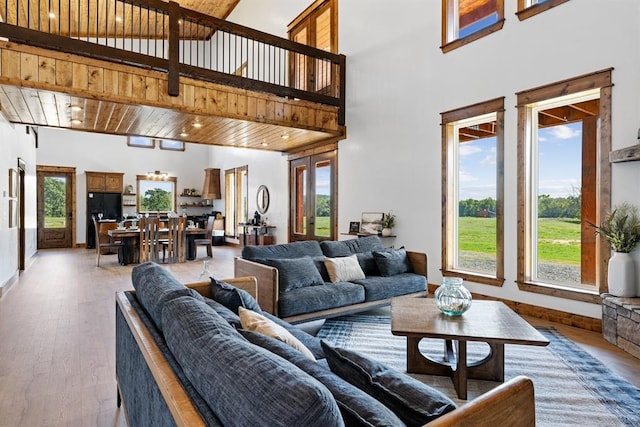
75,243,86,248
0,271,19,299
427,284,602,333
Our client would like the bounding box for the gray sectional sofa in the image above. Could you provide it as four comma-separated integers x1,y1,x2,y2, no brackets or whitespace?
234,235,429,323
115,262,537,427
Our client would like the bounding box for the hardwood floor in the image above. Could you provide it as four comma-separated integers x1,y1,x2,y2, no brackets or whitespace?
0,247,638,426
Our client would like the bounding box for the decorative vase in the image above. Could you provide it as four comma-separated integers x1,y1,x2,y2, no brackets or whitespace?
435,277,472,316
381,228,392,237
607,252,636,297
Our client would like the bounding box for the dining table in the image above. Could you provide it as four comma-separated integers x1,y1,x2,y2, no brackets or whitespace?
108,226,206,265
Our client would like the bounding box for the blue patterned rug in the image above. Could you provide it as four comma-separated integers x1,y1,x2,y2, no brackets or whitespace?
317,314,640,427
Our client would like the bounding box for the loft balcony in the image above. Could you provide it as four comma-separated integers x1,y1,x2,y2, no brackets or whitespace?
0,0,346,152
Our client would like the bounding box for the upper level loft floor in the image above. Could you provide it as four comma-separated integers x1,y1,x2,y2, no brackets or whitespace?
0,0,346,153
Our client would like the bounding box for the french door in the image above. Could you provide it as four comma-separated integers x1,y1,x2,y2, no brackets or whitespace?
289,151,336,242
37,167,75,249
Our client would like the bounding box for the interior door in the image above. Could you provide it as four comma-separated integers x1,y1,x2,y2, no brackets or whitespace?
289,151,336,242
37,170,74,249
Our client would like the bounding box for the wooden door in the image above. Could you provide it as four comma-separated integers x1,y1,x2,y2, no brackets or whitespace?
289,151,336,242
37,168,74,249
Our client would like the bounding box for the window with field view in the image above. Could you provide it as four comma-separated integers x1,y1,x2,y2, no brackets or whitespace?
44,176,67,228
441,98,504,286
137,176,176,213
517,69,612,300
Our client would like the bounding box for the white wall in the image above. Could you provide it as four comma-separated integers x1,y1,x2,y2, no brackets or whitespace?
232,0,640,319
0,119,37,293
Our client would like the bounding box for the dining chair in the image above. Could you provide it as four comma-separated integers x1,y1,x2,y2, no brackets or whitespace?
139,217,160,263
161,217,187,263
93,216,123,266
193,216,214,258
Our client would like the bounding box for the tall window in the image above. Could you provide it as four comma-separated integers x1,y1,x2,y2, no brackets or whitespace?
441,98,505,286
136,175,177,213
516,0,569,21
288,0,338,93
290,150,336,242
516,69,612,301
441,0,504,53
224,166,248,238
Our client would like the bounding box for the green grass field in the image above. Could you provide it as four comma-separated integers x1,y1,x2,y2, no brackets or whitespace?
44,216,66,228
459,217,580,265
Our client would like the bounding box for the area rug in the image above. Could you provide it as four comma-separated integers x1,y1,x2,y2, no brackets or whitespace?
316,314,640,427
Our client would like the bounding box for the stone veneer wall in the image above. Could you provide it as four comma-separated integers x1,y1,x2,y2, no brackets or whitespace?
601,294,640,359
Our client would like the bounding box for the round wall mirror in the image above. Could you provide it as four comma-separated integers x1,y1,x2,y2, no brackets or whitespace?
256,185,270,214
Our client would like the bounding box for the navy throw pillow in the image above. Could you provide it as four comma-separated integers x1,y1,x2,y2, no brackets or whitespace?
210,277,262,314
321,341,457,426
372,248,413,277
261,256,326,292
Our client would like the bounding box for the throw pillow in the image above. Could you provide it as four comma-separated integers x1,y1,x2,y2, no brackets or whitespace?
372,248,413,277
323,255,366,283
321,341,457,426
261,257,326,292
240,329,406,427
210,277,262,314
355,252,380,276
239,307,316,361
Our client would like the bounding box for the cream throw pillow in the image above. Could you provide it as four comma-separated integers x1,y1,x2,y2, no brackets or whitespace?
238,307,316,361
323,254,366,283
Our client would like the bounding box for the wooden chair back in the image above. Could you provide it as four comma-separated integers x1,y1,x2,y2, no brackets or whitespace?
164,217,187,263
139,217,160,263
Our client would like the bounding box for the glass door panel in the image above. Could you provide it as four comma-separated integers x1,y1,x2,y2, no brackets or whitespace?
314,160,331,238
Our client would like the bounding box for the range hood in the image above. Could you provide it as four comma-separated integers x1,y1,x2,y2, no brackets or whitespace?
201,168,221,200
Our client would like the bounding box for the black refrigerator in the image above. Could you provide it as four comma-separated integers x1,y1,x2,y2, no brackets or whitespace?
87,192,122,249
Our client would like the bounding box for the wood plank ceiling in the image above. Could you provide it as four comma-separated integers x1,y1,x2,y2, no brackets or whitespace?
0,0,344,153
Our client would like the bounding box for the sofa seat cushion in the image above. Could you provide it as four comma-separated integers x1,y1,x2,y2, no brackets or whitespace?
352,274,426,302
241,330,406,427
321,342,457,426
131,262,204,331
320,236,385,257
260,257,326,292
242,240,323,261
162,296,344,427
278,282,365,318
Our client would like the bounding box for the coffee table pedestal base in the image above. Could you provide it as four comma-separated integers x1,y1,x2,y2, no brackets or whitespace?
406,337,504,400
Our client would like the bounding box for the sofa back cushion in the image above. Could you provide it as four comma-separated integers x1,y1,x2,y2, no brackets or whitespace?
131,262,204,332
242,240,323,261
320,236,384,257
162,296,344,427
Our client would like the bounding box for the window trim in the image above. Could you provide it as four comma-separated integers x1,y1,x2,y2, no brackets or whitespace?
136,174,178,213
224,166,249,239
441,97,505,286
516,0,570,21
516,68,613,303
441,0,505,53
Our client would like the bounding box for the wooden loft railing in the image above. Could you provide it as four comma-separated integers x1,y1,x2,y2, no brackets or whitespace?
0,0,346,125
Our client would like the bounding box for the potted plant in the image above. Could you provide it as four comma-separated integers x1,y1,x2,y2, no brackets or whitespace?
381,211,396,237
593,202,640,297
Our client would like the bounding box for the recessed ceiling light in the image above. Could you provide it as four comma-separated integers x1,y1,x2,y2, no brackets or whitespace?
69,105,82,112
115,16,122,23
261,142,268,147
48,12,56,19
192,122,202,128
71,119,82,125
281,134,290,140
179,132,188,137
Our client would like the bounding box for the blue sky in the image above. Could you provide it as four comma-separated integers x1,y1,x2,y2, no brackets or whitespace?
458,122,582,200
